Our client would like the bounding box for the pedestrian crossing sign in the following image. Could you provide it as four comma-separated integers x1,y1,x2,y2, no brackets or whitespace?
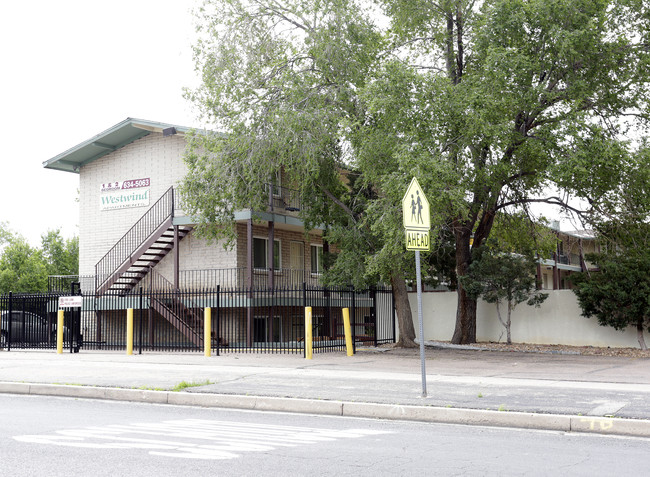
402,177,430,251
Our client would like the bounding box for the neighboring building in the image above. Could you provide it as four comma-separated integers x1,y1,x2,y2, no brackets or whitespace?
536,222,599,290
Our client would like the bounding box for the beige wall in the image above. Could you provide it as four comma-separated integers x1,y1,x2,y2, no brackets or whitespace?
235,222,323,270
408,290,650,348
79,133,188,275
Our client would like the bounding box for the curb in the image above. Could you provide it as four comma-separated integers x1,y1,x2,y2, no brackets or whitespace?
2,381,649,438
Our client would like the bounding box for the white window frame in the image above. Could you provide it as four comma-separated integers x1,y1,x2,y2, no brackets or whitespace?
253,237,281,271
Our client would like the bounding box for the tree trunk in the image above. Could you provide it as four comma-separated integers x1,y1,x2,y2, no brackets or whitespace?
391,268,417,348
451,228,477,344
637,320,647,351
506,302,512,345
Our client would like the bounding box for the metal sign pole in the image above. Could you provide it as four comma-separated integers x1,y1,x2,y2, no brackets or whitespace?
415,250,427,397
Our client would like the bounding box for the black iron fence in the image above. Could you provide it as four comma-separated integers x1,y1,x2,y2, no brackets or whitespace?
2,284,395,354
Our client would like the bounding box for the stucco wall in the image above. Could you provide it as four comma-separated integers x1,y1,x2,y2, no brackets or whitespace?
408,290,649,348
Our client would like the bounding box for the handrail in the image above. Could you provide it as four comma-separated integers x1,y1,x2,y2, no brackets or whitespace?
95,187,174,291
267,184,301,212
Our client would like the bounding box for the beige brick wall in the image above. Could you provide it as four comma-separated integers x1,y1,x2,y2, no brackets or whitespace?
79,133,189,275
235,222,323,271
79,132,241,276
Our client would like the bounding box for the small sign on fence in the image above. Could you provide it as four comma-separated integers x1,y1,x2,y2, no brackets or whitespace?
58,296,83,308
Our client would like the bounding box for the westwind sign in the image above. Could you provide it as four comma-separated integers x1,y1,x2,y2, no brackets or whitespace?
100,178,151,211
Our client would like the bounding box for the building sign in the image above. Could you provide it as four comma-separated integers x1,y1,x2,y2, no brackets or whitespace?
58,296,83,308
100,178,151,211
402,177,430,251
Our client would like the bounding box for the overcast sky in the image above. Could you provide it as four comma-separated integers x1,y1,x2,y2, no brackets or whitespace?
0,0,200,245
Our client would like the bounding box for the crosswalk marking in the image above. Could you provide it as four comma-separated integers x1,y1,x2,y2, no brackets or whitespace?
14,419,392,460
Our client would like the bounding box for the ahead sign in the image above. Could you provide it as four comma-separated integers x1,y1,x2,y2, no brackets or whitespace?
402,177,430,251
402,176,430,397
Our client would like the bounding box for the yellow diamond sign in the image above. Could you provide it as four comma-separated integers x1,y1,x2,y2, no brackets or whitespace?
402,177,430,251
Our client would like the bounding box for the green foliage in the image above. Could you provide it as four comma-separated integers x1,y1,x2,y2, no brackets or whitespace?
571,144,650,350
41,230,79,277
0,226,78,294
460,246,548,344
572,252,650,349
183,0,650,345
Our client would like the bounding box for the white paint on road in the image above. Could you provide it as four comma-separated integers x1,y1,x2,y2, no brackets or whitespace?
14,419,392,460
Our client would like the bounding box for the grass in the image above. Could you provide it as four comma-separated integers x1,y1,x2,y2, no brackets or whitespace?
171,379,215,392
134,385,165,391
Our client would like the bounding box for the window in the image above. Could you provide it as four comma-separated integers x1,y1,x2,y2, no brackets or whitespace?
253,237,280,270
311,244,323,274
290,241,304,270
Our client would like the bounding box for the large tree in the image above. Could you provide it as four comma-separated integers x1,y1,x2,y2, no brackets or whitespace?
0,227,78,294
183,0,650,346
362,0,650,342
182,0,423,346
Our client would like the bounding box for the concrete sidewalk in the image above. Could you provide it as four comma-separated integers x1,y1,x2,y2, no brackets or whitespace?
1,346,649,437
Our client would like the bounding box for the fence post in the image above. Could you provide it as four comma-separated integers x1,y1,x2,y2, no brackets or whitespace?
126,308,134,355
139,287,143,355
302,282,307,358
342,307,353,356
204,307,212,357
305,306,313,360
351,285,356,354
7,291,12,351
57,309,64,354
371,286,377,347
216,285,220,357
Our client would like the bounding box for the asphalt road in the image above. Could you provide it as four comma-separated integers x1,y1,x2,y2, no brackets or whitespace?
2,394,649,476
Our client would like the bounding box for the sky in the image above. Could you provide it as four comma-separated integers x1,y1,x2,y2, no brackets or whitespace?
0,0,581,248
0,0,200,245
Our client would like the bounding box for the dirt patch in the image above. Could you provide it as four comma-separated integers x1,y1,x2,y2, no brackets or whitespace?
466,342,650,358
379,341,650,358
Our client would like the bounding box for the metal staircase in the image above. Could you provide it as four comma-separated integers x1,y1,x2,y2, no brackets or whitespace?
147,270,204,347
95,187,192,295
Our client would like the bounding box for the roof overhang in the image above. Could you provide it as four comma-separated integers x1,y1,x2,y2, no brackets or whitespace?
42,118,193,173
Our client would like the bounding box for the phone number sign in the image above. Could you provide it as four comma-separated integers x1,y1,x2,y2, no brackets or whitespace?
100,178,151,211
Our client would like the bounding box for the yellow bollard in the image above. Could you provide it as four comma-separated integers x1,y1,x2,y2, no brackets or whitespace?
57,310,64,354
126,308,134,356
204,308,212,357
305,306,313,360
342,308,353,356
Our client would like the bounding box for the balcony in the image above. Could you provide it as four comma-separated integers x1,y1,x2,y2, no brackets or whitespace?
267,184,302,215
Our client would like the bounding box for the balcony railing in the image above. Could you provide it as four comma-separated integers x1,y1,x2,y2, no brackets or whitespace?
267,184,302,213
49,268,324,294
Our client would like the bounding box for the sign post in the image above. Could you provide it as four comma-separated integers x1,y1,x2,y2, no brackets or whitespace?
402,177,429,398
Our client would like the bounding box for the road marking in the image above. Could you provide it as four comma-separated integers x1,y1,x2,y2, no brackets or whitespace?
14,419,392,460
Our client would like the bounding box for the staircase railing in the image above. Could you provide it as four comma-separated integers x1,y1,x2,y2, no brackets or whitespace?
95,187,174,293
145,268,204,347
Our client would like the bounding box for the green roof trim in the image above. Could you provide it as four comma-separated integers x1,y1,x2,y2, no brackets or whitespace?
42,118,193,173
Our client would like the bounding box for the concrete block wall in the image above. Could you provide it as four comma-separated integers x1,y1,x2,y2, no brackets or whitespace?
79,132,187,275
407,290,650,349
